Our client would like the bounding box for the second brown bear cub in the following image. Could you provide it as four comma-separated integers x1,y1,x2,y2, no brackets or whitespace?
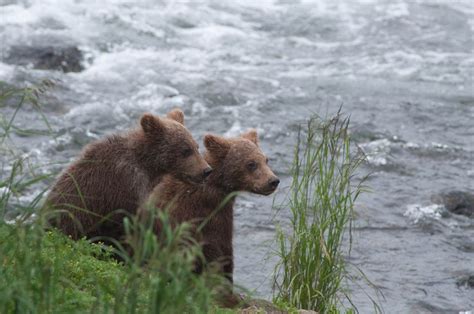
46,109,212,240
146,129,279,284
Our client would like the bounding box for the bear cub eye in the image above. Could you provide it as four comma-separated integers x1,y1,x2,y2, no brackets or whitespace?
182,147,193,158
247,161,258,172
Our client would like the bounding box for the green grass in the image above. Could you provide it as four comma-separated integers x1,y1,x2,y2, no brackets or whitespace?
0,224,124,313
272,111,370,313
0,203,225,313
0,80,53,143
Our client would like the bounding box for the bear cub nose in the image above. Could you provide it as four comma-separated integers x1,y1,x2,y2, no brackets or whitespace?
202,167,213,178
269,177,280,189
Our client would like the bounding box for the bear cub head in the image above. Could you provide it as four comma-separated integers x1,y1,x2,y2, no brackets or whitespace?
204,129,279,195
140,109,212,183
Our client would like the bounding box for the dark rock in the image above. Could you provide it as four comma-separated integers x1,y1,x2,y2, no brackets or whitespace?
431,191,474,218
5,45,84,73
239,298,286,314
351,122,389,142
237,298,318,314
457,274,474,289
170,17,197,29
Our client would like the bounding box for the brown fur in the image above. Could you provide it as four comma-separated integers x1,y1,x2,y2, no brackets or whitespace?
45,109,211,240
144,129,279,294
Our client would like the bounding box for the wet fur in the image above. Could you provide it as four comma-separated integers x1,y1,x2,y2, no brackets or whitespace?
146,130,279,284
45,109,209,240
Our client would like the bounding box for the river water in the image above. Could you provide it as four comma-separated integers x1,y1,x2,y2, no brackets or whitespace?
1,0,473,312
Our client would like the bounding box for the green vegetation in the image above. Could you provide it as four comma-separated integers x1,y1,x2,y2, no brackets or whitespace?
0,191,222,313
272,112,371,313
0,80,53,142
0,214,226,313
1,80,55,224
0,225,122,313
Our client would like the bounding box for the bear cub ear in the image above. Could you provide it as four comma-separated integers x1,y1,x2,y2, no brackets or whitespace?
204,134,231,159
166,108,185,125
140,113,164,135
241,129,258,145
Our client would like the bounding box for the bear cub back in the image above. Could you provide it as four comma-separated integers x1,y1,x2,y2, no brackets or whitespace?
46,109,211,240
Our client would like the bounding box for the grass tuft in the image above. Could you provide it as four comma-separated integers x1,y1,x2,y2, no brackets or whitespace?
272,111,368,313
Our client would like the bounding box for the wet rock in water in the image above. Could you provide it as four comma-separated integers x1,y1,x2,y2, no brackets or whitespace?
457,274,474,289
238,298,318,314
170,16,197,29
431,191,474,218
238,298,284,314
351,122,389,142
5,45,84,73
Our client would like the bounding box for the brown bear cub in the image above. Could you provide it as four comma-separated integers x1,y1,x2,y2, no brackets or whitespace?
45,109,212,240
145,129,279,306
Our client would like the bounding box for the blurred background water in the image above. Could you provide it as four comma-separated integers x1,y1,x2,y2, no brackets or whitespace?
1,0,473,312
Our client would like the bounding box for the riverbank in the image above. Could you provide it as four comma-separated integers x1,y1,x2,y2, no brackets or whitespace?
0,222,317,313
